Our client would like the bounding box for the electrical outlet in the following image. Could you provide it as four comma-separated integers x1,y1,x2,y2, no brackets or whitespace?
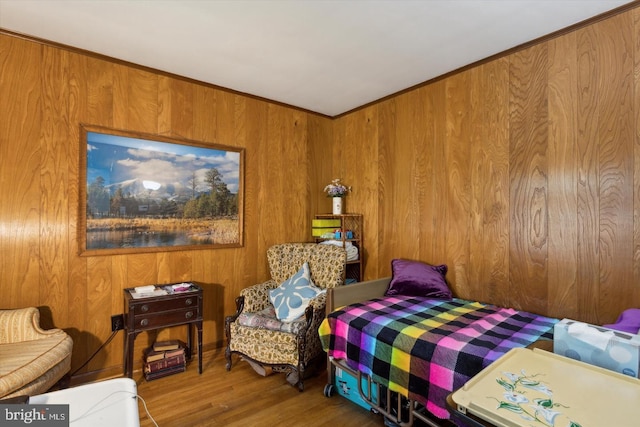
111,314,124,332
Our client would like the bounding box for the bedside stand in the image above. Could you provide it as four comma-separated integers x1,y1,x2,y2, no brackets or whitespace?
123,283,203,378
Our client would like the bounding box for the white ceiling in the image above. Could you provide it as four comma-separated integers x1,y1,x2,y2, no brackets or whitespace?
0,0,635,116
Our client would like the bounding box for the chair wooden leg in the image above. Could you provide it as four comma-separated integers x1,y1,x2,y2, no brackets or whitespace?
225,347,232,371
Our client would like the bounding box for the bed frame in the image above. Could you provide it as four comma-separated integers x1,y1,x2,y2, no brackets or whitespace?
326,277,392,314
325,277,446,427
323,277,552,427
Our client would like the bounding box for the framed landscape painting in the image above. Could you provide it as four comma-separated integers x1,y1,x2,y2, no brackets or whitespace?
79,124,244,256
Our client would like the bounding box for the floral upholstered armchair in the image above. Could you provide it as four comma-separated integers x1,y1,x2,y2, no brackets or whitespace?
225,243,346,391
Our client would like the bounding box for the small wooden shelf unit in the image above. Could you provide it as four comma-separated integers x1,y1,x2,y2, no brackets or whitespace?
314,213,363,283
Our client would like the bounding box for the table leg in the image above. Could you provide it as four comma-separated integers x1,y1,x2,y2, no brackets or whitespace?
186,323,193,360
124,332,136,378
197,321,203,374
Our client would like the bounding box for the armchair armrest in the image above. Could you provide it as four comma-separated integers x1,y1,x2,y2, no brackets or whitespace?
239,279,279,313
307,292,327,313
304,292,328,336
0,308,61,344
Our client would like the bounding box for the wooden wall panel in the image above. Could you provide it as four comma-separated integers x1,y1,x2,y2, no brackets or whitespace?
509,43,549,314
40,45,70,327
66,52,90,372
0,37,42,308
547,32,578,320
444,71,473,294
477,59,510,307
329,107,379,278
575,24,601,321
429,81,449,275
376,98,397,276
0,33,329,381
634,7,640,306
595,13,634,324
411,86,436,266
334,5,640,324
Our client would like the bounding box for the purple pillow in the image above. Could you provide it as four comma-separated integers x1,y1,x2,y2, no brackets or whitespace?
385,259,452,299
603,308,640,334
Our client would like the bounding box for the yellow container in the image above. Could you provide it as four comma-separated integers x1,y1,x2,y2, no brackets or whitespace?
312,219,342,228
312,227,338,237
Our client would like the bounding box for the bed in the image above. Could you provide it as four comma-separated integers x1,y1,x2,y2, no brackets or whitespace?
319,276,558,427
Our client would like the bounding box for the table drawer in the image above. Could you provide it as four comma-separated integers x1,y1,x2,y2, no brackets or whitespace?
133,308,199,329
131,295,199,315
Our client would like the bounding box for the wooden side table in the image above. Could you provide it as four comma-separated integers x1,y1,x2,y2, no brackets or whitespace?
123,283,203,378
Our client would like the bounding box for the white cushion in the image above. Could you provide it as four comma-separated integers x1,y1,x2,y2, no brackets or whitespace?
269,262,324,322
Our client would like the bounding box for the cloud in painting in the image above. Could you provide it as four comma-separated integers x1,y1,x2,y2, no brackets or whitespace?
86,132,241,195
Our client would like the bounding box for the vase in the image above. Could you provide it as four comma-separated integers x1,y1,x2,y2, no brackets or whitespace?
332,197,343,215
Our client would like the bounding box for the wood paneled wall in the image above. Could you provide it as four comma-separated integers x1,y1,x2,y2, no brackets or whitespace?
1,5,640,382
335,7,640,325
0,33,333,381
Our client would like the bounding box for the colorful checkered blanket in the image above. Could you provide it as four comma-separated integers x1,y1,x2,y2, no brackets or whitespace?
319,296,557,419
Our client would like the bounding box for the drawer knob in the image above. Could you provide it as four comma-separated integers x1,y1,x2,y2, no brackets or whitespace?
140,319,149,327
185,298,193,306
185,311,193,319
140,305,149,312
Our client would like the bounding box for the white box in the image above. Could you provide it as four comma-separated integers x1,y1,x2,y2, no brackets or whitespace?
554,318,640,378
29,378,140,427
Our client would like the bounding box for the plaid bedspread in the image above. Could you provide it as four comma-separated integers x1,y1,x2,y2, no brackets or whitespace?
319,296,557,419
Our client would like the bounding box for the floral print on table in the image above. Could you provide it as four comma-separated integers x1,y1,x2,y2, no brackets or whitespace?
491,370,583,427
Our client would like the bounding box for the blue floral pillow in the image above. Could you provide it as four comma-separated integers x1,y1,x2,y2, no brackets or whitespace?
269,262,324,322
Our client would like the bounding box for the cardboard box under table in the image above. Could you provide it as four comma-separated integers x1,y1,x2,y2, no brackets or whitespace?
554,318,640,378
451,347,640,427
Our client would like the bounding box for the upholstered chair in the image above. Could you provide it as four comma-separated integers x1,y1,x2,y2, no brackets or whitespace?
225,243,346,391
0,307,73,398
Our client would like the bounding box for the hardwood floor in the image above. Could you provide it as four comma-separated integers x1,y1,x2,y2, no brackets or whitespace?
133,349,388,427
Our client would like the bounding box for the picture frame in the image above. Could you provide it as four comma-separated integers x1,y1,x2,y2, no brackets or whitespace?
79,124,244,256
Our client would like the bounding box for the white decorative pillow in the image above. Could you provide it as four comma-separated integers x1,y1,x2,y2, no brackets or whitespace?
269,262,325,322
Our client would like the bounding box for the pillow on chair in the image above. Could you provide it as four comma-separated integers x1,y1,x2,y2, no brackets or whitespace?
269,262,325,322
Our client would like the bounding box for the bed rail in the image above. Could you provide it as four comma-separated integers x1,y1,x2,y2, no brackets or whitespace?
327,358,445,427
326,277,391,313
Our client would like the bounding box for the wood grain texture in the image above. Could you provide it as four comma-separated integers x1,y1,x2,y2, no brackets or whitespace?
0,36,42,308
634,7,640,305
575,24,601,321
332,5,640,324
330,107,378,278
547,32,579,320
508,43,549,314
482,59,511,307
39,45,70,326
444,71,472,294
1,32,324,380
595,13,634,324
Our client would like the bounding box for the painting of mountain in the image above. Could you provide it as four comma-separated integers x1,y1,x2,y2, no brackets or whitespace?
79,125,244,254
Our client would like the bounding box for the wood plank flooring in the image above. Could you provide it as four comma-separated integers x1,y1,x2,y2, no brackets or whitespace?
133,349,388,427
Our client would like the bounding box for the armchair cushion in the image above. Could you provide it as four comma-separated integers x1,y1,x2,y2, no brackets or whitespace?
237,306,307,335
0,308,72,399
240,280,279,313
269,262,325,322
